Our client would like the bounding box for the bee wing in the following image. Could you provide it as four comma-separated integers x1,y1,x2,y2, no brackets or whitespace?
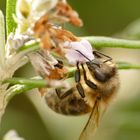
79,99,107,140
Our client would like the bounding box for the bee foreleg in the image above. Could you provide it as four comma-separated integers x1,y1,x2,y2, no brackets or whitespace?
75,62,85,98
81,64,97,89
55,88,73,99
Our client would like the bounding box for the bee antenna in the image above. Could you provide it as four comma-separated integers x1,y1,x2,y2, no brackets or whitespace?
75,50,100,67
75,50,92,62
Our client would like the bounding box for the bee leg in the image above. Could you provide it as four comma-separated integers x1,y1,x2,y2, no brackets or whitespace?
55,88,73,99
76,83,85,98
54,60,63,69
81,64,97,89
93,51,112,63
75,62,85,98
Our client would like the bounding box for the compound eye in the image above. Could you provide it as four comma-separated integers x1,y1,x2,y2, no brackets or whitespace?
94,69,107,82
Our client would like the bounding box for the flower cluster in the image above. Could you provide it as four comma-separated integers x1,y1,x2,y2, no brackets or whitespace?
3,0,95,96
64,39,94,65
25,0,94,82
0,0,95,124
0,1,95,117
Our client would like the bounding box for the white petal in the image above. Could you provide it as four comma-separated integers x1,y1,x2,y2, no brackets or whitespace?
80,39,93,52
32,0,58,13
64,39,94,65
28,51,58,76
16,0,58,33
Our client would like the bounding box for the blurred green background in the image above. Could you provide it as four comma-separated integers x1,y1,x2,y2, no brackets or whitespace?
0,0,140,140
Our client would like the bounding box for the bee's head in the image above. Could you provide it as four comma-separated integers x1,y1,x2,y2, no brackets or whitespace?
86,58,117,82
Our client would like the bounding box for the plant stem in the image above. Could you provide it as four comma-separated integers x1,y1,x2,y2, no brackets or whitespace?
4,62,140,88
83,36,140,49
6,84,38,101
4,77,47,87
18,36,140,53
17,41,39,53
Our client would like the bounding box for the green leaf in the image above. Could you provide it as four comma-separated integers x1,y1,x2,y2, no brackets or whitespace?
17,36,140,56
6,0,17,35
4,61,140,91
4,77,47,87
6,84,37,102
17,41,40,53
83,36,140,49
117,62,140,69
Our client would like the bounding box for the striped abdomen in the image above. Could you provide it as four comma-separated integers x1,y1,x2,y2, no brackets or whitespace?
45,89,91,115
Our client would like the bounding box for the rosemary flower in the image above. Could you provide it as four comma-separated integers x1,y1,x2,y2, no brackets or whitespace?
15,0,58,33
63,39,94,65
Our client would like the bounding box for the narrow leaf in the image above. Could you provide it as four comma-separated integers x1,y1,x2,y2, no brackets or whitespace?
83,36,140,49
6,0,17,35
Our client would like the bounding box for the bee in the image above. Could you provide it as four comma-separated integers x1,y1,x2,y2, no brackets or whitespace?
32,2,119,139
45,50,119,140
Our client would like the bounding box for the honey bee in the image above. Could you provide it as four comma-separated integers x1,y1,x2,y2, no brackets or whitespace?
45,50,119,140
32,2,119,139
